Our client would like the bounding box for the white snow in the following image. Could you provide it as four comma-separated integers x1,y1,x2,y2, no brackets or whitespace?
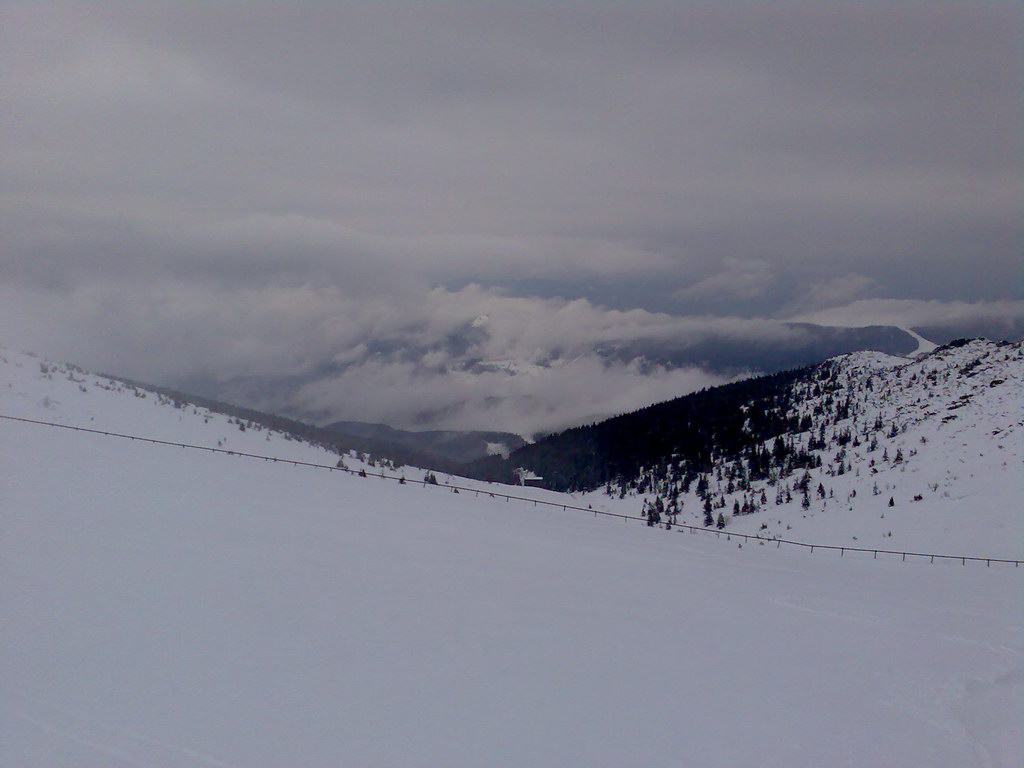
613,339,1023,562
485,441,511,458
2,348,1021,767
902,327,939,356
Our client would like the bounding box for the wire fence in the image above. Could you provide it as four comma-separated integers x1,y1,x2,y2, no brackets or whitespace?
2,413,1019,568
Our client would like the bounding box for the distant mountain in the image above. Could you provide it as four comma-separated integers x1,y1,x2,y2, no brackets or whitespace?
592,322,920,376
90,373,466,475
323,420,526,464
912,317,1024,347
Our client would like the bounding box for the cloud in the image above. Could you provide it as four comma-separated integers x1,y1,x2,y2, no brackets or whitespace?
2,3,1019,308
788,298,1024,333
780,273,878,316
294,354,732,437
6,273,1019,435
674,259,776,302
0,279,780,433
1,3,1021,433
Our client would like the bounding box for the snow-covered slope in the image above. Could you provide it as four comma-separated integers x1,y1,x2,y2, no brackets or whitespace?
1,351,376,471
1,348,1022,767
728,340,1023,558
608,339,1022,561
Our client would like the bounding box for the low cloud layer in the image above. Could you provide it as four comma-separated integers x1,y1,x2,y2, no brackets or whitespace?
6,276,1021,435
0,280,750,433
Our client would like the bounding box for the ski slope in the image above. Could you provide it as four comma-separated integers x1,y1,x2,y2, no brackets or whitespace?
2,350,1022,767
721,341,1024,559
600,340,1023,562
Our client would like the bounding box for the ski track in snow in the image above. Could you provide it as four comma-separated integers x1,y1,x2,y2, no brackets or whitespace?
6,691,237,768
767,593,881,626
955,668,1024,768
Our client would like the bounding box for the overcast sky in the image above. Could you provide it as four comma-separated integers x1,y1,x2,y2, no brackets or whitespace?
2,2,1021,433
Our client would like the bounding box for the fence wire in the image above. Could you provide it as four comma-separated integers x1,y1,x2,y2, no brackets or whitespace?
1,413,1019,568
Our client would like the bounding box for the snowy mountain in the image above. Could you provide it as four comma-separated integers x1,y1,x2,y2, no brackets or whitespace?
1,346,1021,766
720,339,1022,557
495,339,1023,561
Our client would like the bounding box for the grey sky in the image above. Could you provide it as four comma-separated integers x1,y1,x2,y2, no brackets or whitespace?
2,2,1021,432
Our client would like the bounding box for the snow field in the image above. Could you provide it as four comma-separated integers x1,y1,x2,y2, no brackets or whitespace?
1,347,1022,766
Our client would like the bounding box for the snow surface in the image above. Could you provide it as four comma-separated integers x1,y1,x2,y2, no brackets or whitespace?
723,341,1023,559
903,327,939,356
613,340,1023,562
2,349,1022,767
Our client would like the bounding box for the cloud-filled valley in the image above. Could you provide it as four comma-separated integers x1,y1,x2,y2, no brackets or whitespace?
5,273,1022,435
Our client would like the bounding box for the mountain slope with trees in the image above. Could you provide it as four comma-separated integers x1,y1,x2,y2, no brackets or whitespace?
485,339,1022,558
471,366,817,490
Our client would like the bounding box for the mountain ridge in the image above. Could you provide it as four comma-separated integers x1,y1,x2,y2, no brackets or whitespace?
472,338,1021,559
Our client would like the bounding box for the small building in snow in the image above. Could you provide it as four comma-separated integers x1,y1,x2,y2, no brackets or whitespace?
514,467,544,487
